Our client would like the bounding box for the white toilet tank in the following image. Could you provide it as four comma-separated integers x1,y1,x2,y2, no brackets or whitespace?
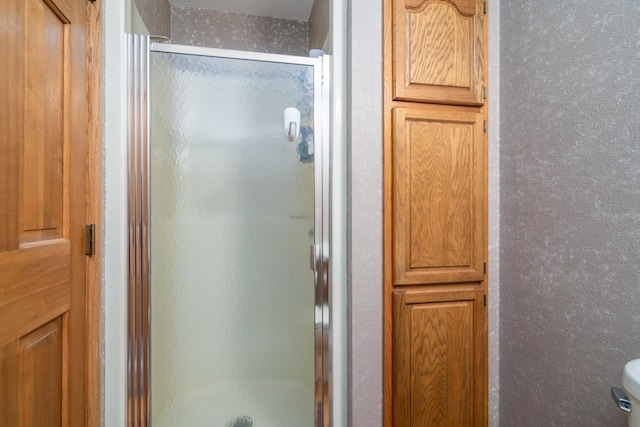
623,359,640,427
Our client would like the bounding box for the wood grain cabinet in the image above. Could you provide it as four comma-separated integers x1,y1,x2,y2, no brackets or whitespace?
392,0,486,106
392,288,487,427
384,0,488,425
393,107,485,285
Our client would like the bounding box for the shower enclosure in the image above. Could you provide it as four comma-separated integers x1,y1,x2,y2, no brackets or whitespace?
126,35,331,427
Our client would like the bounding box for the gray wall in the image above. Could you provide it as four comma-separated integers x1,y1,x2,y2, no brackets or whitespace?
134,0,170,37
500,1,640,426
348,0,383,425
170,6,309,56
309,0,330,50
487,1,500,425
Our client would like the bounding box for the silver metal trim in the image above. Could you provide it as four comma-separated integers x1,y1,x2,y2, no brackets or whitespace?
126,34,151,427
312,52,333,427
320,54,333,427
612,386,632,413
151,42,321,66
313,53,324,427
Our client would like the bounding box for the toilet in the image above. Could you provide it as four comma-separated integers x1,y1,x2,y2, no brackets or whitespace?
613,359,640,426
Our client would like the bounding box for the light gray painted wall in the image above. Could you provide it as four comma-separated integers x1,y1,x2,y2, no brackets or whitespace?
134,0,170,37
170,6,309,56
348,0,383,425
500,1,640,425
309,0,330,50
487,0,500,425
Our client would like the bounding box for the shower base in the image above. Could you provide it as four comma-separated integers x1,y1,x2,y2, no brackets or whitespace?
152,379,313,427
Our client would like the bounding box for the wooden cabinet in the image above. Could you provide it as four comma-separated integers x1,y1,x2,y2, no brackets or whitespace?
392,288,487,427
393,107,485,285
392,0,486,106
384,0,488,425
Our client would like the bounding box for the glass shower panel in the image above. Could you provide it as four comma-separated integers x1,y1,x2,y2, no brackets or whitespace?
149,52,315,427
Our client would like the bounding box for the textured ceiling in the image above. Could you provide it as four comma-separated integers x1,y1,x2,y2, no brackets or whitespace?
168,0,315,21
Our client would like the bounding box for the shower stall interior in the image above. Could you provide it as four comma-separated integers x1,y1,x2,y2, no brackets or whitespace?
126,35,331,427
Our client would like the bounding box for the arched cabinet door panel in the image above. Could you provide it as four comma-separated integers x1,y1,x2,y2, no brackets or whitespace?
393,0,486,106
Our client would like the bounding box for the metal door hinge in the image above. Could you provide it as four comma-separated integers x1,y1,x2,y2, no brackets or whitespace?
86,224,96,256
484,295,487,307
483,1,487,14
483,86,487,99
483,120,487,133
484,262,487,274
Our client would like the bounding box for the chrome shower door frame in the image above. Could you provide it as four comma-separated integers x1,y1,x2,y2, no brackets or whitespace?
126,34,333,427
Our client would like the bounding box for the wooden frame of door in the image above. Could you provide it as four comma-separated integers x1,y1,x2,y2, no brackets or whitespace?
86,0,103,424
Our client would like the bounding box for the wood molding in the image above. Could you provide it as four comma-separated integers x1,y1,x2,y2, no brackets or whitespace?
86,0,103,425
404,0,476,17
383,0,395,424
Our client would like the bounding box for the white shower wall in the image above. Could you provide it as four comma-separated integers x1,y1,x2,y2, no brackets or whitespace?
149,52,316,426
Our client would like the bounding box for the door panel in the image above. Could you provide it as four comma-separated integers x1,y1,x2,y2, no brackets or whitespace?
393,288,486,427
148,50,317,426
0,244,70,346
0,340,20,425
0,0,22,253
20,317,64,427
22,0,67,242
393,0,486,105
393,107,485,285
0,0,87,423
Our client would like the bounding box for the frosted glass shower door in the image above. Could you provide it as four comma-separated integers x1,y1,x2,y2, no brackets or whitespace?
149,51,317,427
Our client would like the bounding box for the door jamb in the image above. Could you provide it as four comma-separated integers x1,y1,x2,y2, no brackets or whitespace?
86,0,103,425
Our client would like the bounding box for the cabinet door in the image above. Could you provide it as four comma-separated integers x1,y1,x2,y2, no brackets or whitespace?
393,288,487,427
393,0,486,106
393,107,485,285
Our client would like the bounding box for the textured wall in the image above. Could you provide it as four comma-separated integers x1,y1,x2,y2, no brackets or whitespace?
134,0,170,37
348,0,383,425
487,0,500,425
500,1,640,426
309,0,330,50
170,6,309,56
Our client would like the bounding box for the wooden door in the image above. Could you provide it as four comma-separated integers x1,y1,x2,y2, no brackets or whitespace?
393,0,486,106
0,0,89,424
393,288,487,427
393,107,485,285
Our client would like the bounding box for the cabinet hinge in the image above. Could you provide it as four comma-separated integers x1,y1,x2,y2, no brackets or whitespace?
484,295,487,307
86,224,96,256
483,120,487,133
483,86,487,99
484,262,487,274
483,1,487,14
